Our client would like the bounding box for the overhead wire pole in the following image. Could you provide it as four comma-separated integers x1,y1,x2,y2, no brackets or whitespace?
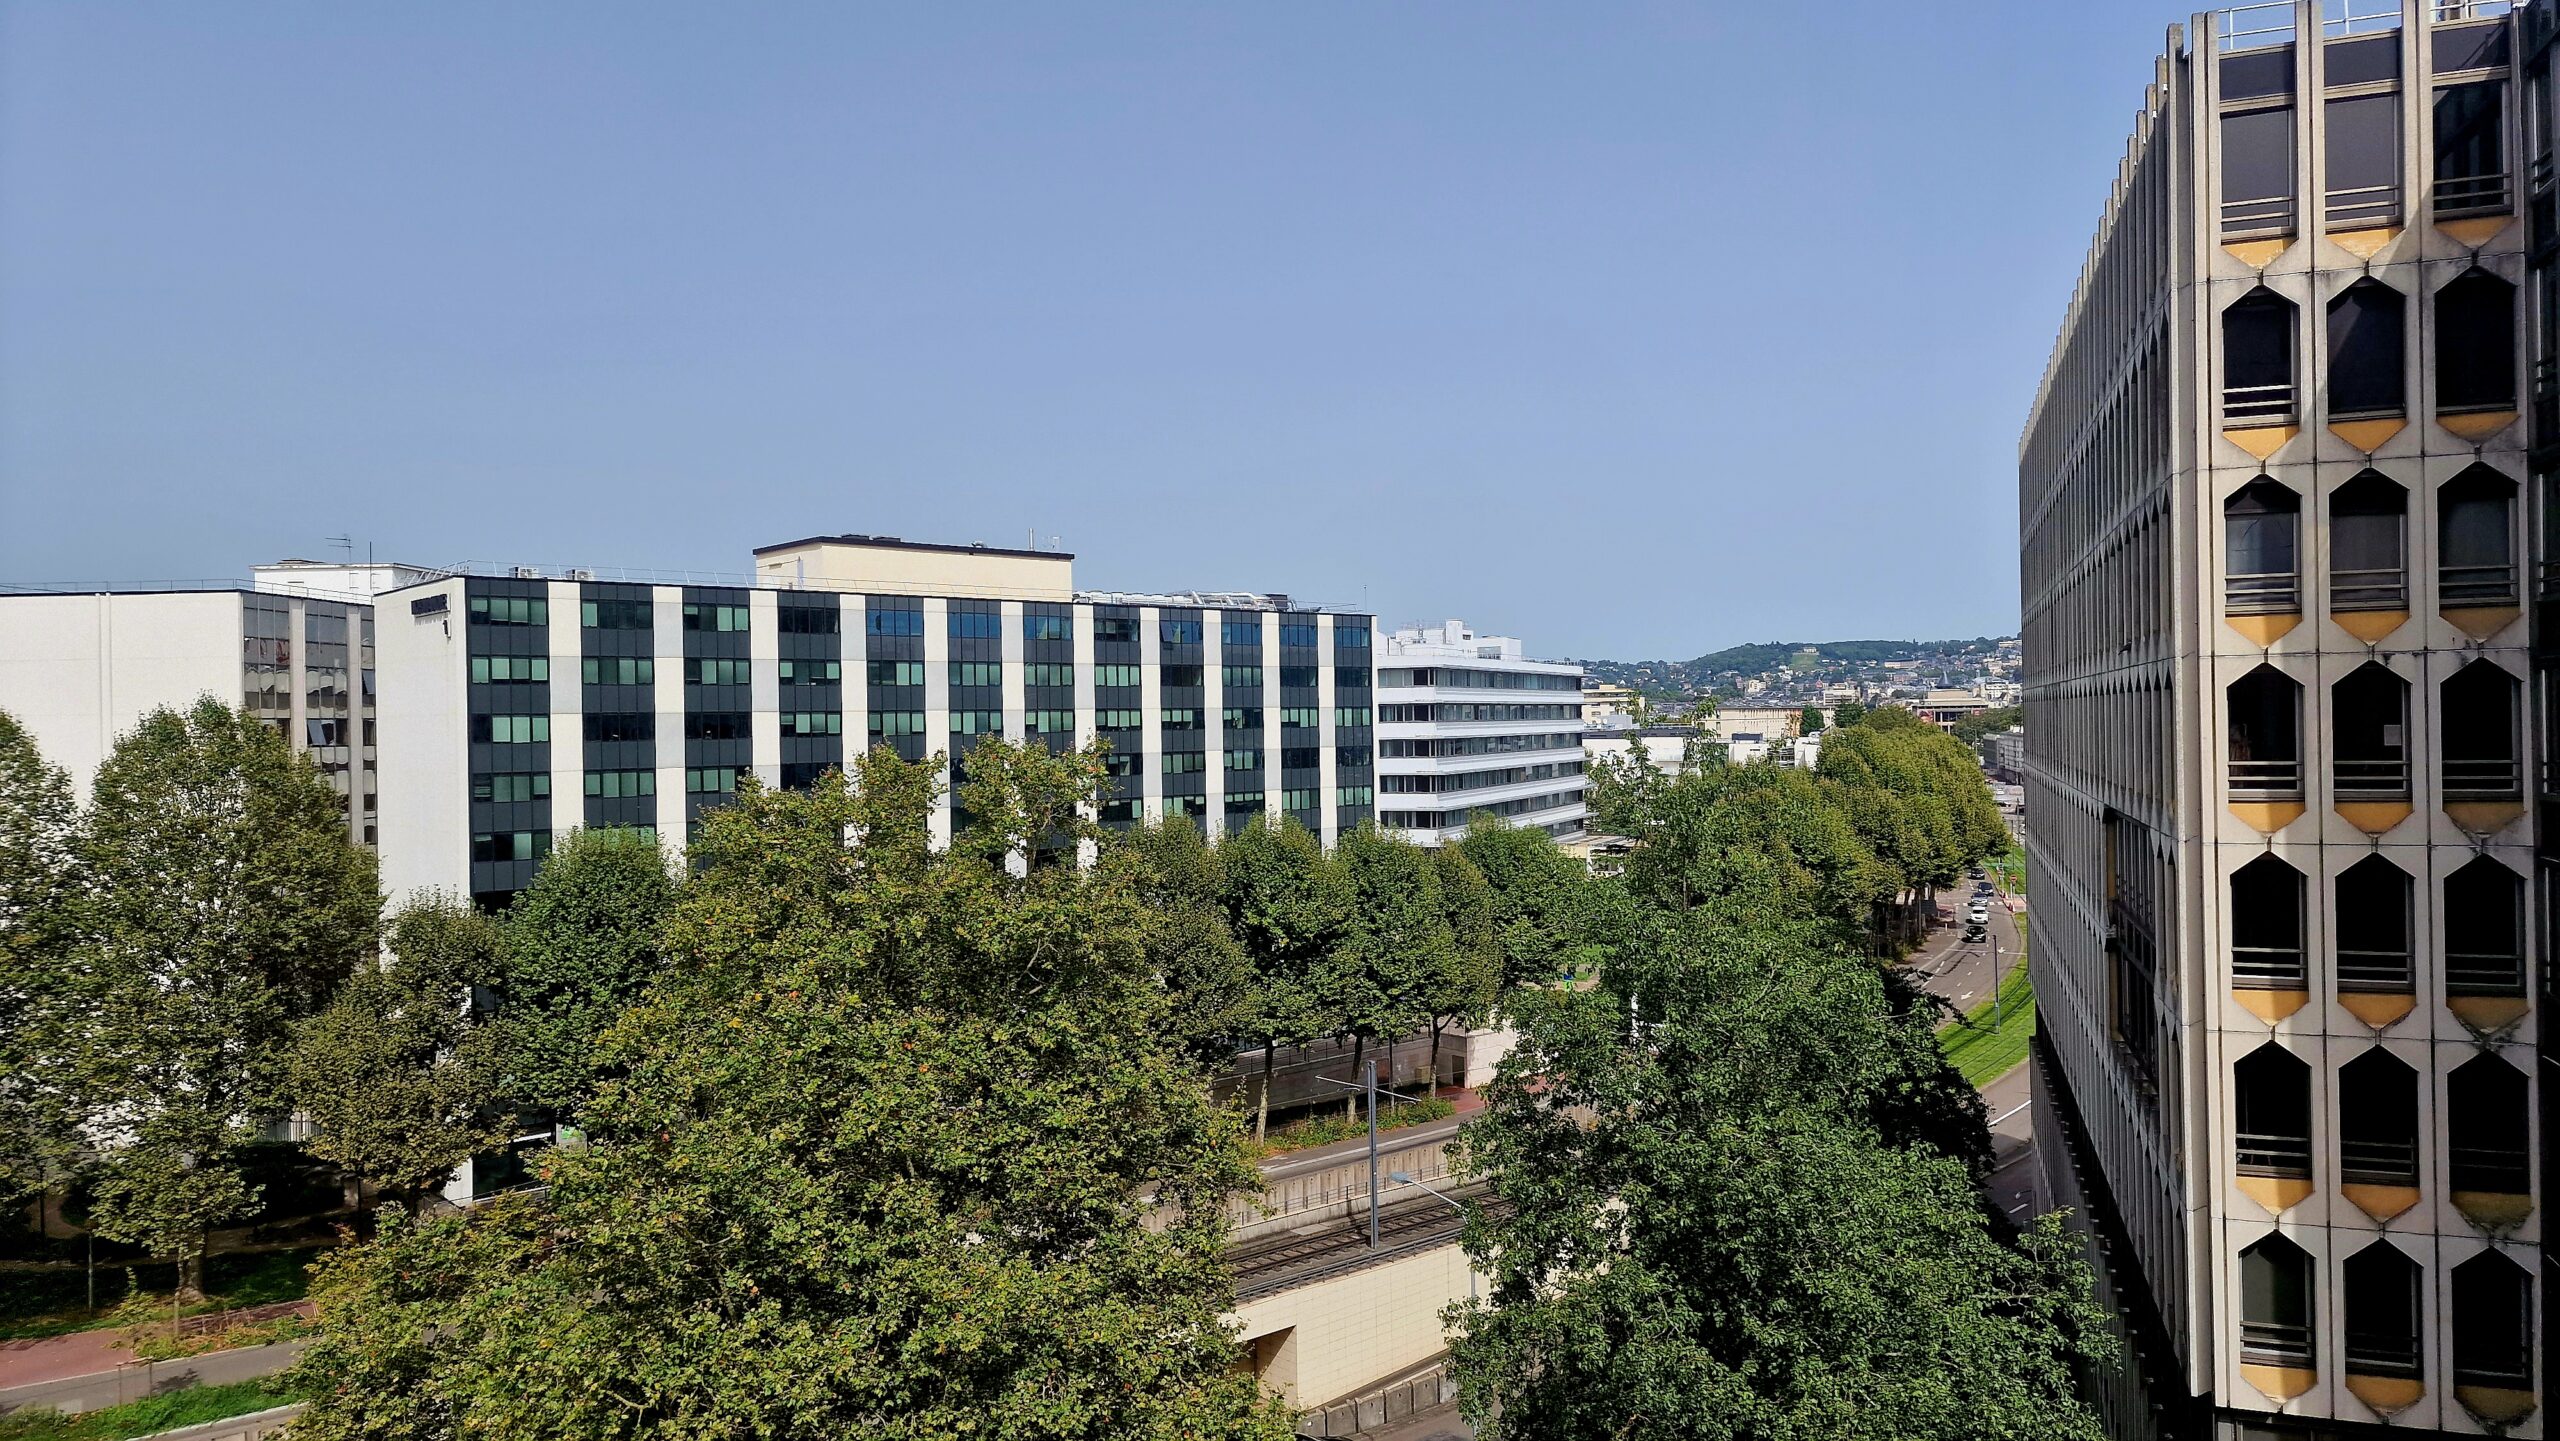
1309,1063,1383,1247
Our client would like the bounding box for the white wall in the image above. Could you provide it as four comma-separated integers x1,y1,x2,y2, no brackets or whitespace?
0,592,244,798
375,580,472,907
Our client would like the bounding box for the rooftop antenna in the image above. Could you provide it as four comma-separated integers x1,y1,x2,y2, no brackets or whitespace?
328,533,355,562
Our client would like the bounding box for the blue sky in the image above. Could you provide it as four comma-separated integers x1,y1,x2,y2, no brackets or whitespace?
1,3,2176,659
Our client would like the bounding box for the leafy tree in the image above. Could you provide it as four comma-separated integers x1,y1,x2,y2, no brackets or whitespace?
1817,707,2005,900
69,700,378,1297
0,710,76,1203
1116,818,1255,1071
1951,704,2024,745
1422,844,1500,1095
1830,699,1869,728
1450,902,2106,1440
1218,815,1350,1139
1458,820,1607,990
289,742,1292,1441
290,896,510,1212
1798,705,1825,735
1588,760,1891,941
1325,824,1451,1113
486,826,676,1123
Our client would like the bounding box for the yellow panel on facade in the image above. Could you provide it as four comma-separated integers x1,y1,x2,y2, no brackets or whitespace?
2328,226,2401,261
2443,799,2526,836
2224,237,2292,267
2341,1182,2420,1223
2456,1384,2538,1426
2332,608,2408,644
2448,994,2530,1035
2333,800,2411,836
2438,215,2512,248
2225,611,2300,646
2235,1174,2314,1214
2338,991,2415,1029
2452,1190,2534,1230
2440,605,2521,640
2327,417,2404,452
2344,1373,2424,1417
2233,987,2309,1023
2438,409,2518,442
2222,424,2299,461
2227,800,2305,833
2241,1363,2318,1402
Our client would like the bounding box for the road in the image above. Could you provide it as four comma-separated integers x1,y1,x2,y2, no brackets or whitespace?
0,1339,308,1418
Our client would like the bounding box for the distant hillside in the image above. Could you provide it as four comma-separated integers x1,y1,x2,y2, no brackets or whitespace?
1576,637,2010,696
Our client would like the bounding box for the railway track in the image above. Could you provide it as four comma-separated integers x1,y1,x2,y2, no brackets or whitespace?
1231,1187,1503,1302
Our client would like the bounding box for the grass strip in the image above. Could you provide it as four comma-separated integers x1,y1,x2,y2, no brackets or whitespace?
1939,913,2033,1087
0,1381,298,1441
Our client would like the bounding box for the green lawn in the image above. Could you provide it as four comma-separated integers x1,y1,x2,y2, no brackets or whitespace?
1940,957,2035,1087
0,1381,298,1441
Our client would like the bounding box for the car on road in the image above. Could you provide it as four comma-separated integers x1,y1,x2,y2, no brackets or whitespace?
1963,924,1988,943
1966,903,1989,925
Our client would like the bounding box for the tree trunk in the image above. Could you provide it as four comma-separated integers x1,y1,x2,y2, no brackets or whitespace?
174,1235,207,1305
1428,1021,1445,1100
1257,1043,1274,1142
1346,1034,1365,1122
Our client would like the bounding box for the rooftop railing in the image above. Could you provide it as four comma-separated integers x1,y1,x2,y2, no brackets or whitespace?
2220,1,2300,50
2332,565,2409,611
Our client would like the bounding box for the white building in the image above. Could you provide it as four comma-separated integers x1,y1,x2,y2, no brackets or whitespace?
1374,620,1585,846
1583,726,1709,778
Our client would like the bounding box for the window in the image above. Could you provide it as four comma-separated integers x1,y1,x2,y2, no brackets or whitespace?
686,658,751,686
1282,788,1318,811
1025,614,1072,643
1161,618,1202,645
780,761,833,789
572,712,646,743
1337,785,1373,805
2441,660,2521,799
473,714,551,744
2451,1252,2535,1392
1334,706,1372,727
2234,1044,2313,1182
584,769,654,798
1103,751,1141,778
1162,708,1202,730
2238,1235,2315,1369
778,659,841,685
2339,1052,2420,1190
1226,748,1262,771
1162,751,1206,775
2449,1055,2531,1200
1336,666,1370,690
869,711,926,738
2331,664,2411,799
784,712,843,736
2224,478,2299,614
1279,623,1318,648
2445,856,2525,993
1096,709,1143,731
777,605,838,635
1225,791,1264,813
682,603,749,632
2330,470,2409,610
2223,288,2297,424
867,660,925,687
1095,664,1142,688
470,656,549,684
1334,627,1370,650
2436,80,2509,217
949,662,1004,688
1281,746,1319,770
1280,707,1320,728
1279,666,1318,688
2325,279,2405,418
1222,619,1262,647
2227,665,2302,796
949,709,1002,735
1163,795,1203,818
2437,269,2518,413
684,713,748,741
1095,617,1138,643
473,773,550,803
867,607,924,637
2220,104,2296,236
1224,706,1263,730
1337,745,1370,769
582,657,655,686
2334,856,2413,991
686,767,740,794
1099,799,1136,823
1161,665,1204,688
1222,665,1264,688
471,831,552,863
582,598,651,630
1026,710,1074,735
1023,663,1074,687
2323,92,2401,229
2230,856,2307,988
949,610,1001,639
469,595,547,626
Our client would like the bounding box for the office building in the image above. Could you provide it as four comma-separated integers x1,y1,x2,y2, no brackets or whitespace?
0,560,433,844
2020,4,2544,1436
1374,620,1585,846
376,535,1375,911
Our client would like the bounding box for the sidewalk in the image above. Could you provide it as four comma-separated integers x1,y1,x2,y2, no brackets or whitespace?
0,1300,315,1395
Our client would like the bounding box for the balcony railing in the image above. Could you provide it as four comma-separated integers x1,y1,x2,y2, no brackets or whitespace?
2242,1319,2316,1367
2234,945,2308,986
2336,947,2414,991
2444,756,2521,798
2238,1130,2314,1176
2224,381,2298,425
2439,170,2514,218
2230,758,2304,795
2441,562,2519,606
2219,1,2298,51
2447,949,2526,995
2332,565,2408,611
2334,757,2410,797
2450,1141,2531,1193
2327,0,2403,34
2226,570,2302,614
2346,1328,2422,1378
2341,1135,2420,1186
2222,195,2300,238
2324,182,2401,229
2431,1,2515,21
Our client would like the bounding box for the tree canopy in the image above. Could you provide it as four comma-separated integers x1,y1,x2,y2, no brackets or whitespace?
0,710,75,1203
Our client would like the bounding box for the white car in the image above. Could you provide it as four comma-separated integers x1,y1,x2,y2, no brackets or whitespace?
1966,903,1989,924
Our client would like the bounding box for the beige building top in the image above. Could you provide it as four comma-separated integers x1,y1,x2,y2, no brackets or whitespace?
751,534,1076,601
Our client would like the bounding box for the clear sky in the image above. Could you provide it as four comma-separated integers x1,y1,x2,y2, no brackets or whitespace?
0,3,2181,659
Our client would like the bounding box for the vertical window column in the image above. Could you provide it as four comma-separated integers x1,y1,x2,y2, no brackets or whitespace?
681,587,755,843
465,578,555,906
776,593,845,792
579,581,656,841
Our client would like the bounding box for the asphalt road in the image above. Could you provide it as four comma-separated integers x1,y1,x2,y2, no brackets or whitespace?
0,1339,308,1418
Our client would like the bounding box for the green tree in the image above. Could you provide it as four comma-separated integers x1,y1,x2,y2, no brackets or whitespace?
1218,814,1350,1139
1817,706,2005,900
1588,759,1891,940
289,742,1292,1441
1116,818,1256,1071
1450,905,2106,1440
1798,705,1826,735
290,896,510,1212
1458,820,1606,990
1951,704,2023,745
1326,823,1451,1113
70,700,379,1298
1831,699,1869,728
0,710,76,1203
486,826,676,1123
1422,844,1500,1096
